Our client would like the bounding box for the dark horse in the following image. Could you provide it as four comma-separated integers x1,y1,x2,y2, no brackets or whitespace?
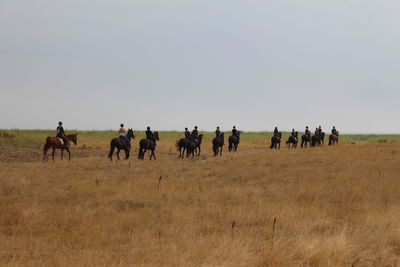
176,137,196,158
311,134,321,147
301,134,311,148
311,132,325,147
270,132,282,149
212,133,224,156
138,132,159,160
108,128,135,160
193,134,203,156
317,132,326,146
329,132,339,146
228,132,240,152
43,133,78,161
286,132,298,149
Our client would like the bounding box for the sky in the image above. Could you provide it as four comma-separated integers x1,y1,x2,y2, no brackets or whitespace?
0,0,399,133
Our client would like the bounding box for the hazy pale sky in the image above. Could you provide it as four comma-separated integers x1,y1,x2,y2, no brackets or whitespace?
1,0,399,133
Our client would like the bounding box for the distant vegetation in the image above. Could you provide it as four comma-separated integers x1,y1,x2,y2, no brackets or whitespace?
1,129,400,147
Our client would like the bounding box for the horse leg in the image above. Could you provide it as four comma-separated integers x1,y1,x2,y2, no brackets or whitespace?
43,146,49,162
198,146,201,156
61,149,64,160
138,147,143,159
116,148,121,160
66,147,71,160
125,149,129,159
150,149,155,160
51,147,56,161
220,146,223,156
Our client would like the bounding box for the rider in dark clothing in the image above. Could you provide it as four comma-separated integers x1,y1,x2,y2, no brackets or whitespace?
232,126,238,137
56,121,67,146
315,128,319,136
274,127,279,136
318,126,323,135
191,126,198,139
331,126,338,135
291,128,297,141
146,127,153,140
215,127,221,137
184,127,191,139
305,126,311,136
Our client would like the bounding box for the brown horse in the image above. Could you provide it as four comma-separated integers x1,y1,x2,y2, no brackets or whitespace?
328,132,339,146
43,134,78,161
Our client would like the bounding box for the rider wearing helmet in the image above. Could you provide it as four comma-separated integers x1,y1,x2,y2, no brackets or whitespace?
291,128,297,141
215,127,221,137
232,126,238,137
305,126,311,136
274,127,279,137
191,126,199,138
56,121,67,146
119,123,129,143
184,127,191,139
146,127,153,140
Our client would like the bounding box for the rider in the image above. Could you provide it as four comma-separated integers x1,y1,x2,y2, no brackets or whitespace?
232,126,238,137
331,126,338,135
291,128,297,142
184,127,191,139
274,127,279,136
56,121,67,146
191,126,199,139
314,128,319,136
146,127,153,140
119,123,129,143
305,126,311,136
318,126,323,135
215,127,221,137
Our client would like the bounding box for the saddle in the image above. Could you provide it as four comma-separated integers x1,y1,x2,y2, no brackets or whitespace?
58,137,67,146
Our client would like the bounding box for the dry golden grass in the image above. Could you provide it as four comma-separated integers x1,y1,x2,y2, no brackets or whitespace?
1,139,400,266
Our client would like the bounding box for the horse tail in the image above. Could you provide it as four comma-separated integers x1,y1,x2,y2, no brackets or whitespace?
43,136,52,160
44,136,51,150
138,141,144,159
176,140,181,151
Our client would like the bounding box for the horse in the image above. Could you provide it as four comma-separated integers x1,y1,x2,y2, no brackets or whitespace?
43,133,78,161
270,132,281,149
329,132,339,146
228,132,240,152
176,138,196,158
138,132,159,160
319,132,326,146
193,134,203,156
108,128,135,160
212,133,224,156
301,134,311,148
311,134,321,147
286,132,298,149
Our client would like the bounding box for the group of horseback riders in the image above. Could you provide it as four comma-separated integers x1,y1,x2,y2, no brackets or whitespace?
56,122,337,146
213,126,239,138
272,126,339,142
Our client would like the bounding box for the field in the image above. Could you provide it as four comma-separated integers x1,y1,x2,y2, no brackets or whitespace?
1,130,400,266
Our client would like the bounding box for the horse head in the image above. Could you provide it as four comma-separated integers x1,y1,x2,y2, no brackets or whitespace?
68,133,78,145
153,131,160,141
127,128,135,139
